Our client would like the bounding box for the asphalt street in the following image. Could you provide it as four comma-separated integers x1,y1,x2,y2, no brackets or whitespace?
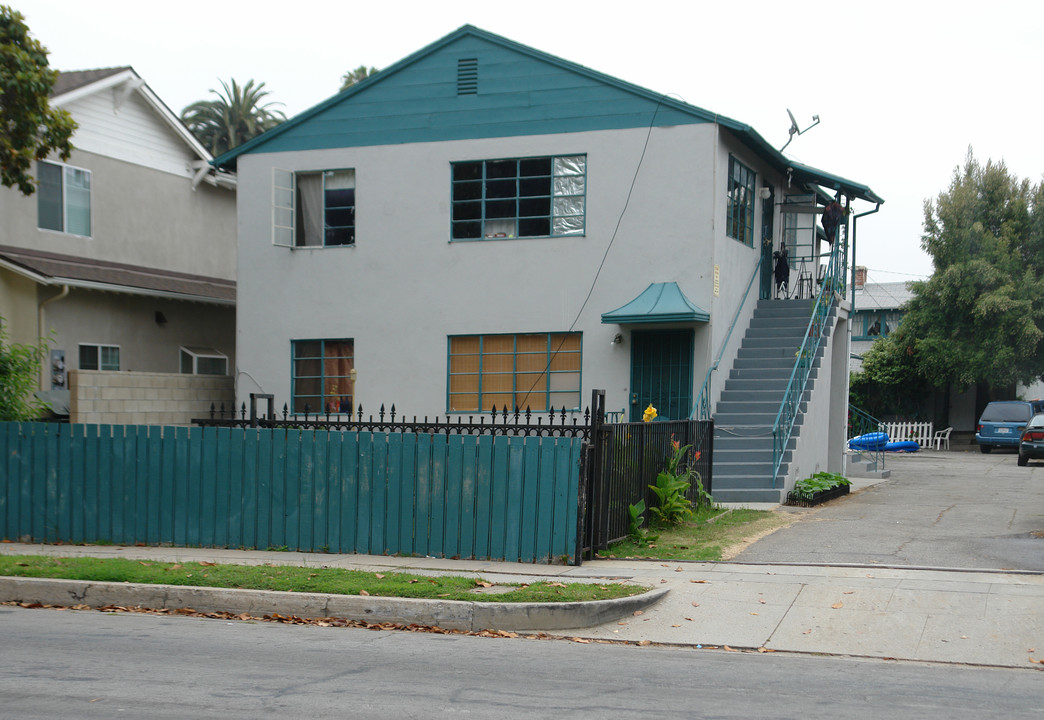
734,450,1044,571
3,606,1041,719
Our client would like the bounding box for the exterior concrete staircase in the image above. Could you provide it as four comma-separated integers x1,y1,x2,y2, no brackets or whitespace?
712,299,828,504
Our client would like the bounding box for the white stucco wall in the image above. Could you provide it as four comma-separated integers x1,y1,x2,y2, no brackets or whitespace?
235,124,784,416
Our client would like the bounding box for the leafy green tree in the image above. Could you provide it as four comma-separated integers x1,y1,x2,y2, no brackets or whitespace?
180,79,285,157
852,149,1044,410
0,318,48,421
0,5,76,195
340,65,377,91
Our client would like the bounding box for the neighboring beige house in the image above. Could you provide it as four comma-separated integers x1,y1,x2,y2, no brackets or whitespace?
0,67,237,424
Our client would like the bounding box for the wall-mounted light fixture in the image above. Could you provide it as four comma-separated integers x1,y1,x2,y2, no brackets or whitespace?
759,187,773,200
611,332,624,346
154,311,168,326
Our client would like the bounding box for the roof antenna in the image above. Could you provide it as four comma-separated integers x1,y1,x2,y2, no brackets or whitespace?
779,109,820,152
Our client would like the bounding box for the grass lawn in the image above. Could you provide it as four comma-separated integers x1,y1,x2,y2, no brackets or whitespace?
597,508,793,562
0,555,648,603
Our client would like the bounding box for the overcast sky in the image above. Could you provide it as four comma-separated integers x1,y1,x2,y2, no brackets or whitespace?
14,0,1044,282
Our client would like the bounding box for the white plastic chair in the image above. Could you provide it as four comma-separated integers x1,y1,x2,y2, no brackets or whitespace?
933,426,953,451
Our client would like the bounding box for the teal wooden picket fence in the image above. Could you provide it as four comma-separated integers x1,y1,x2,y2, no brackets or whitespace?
0,422,583,563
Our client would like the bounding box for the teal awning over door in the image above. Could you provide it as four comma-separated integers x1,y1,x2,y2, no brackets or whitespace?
601,282,709,324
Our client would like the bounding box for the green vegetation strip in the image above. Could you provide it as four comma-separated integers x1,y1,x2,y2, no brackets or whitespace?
601,508,788,562
0,556,646,603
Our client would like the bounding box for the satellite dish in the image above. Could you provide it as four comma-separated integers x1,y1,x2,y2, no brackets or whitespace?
780,110,821,152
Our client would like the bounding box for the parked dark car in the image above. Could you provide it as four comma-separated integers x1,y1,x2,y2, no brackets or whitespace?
1018,414,1044,466
976,401,1037,453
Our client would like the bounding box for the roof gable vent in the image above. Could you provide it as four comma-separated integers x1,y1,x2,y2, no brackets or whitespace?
457,58,478,95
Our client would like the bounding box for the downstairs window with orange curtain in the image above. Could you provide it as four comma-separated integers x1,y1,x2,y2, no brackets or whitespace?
291,339,354,414
447,332,581,413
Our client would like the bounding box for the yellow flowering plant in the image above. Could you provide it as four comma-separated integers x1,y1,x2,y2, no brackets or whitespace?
642,404,658,422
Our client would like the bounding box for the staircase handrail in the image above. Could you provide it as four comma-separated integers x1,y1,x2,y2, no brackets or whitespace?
770,240,845,487
692,256,763,420
847,403,886,472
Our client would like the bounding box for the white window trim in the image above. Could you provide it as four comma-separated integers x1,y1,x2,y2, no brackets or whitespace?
179,346,229,375
272,167,357,249
78,343,120,371
38,159,93,238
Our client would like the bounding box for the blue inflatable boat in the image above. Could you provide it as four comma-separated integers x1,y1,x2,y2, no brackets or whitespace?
848,432,888,451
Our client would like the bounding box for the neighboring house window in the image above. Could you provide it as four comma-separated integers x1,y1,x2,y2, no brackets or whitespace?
79,344,119,371
854,311,903,340
273,168,356,248
726,155,755,247
447,333,581,412
291,339,355,414
37,160,91,237
451,155,586,240
180,347,228,375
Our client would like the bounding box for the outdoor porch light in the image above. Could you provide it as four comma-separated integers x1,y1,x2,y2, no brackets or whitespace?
611,333,624,346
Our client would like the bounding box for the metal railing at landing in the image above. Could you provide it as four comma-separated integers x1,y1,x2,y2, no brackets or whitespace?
770,237,846,487
693,257,762,421
848,404,886,472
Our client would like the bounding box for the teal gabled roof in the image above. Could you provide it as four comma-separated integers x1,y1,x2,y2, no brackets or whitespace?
601,283,710,324
214,25,733,168
213,25,883,206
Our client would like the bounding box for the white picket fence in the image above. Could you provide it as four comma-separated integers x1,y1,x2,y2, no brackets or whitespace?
885,421,934,446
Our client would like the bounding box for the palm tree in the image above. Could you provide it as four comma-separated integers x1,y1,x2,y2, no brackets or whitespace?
340,65,378,91
180,79,286,157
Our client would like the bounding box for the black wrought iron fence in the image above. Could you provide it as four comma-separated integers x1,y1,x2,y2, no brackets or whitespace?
193,393,594,439
584,412,713,555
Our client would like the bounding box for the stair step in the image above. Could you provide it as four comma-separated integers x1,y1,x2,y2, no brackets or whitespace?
713,488,785,504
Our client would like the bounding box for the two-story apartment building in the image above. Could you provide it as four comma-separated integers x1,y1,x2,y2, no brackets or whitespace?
215,26,882,501
0,67,237,424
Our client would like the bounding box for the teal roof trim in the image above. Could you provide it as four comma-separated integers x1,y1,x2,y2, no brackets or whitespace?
601,282,710,324
787,160,884,205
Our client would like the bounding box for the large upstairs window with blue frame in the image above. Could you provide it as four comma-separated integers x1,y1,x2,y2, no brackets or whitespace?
726,155,755,247
451,155,586,240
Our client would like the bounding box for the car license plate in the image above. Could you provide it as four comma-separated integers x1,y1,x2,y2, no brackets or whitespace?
997,428,1010,434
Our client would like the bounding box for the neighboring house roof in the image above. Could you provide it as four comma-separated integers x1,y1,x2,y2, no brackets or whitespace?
854,281,914,311
601,282,710,324
0,245,235,305
51,67,132,97
51,67,235,190
211,25,881,205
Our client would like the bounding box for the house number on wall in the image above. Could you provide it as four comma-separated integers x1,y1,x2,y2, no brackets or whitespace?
714,265,720,296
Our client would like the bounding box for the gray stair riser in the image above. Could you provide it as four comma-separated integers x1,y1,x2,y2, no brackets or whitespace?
712,489,786,503
720,390,809,403
734,353,801,366
715,401,787,414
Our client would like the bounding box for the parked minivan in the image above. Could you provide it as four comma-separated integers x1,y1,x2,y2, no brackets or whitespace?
976,401,1044,453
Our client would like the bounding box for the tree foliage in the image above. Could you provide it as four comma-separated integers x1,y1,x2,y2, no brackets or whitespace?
0,5,76,195
0,318,47,421
852,149,1044,409
340,65,377,91
180,78,285,157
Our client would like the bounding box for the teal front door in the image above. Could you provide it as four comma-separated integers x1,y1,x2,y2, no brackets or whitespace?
629,330,695,422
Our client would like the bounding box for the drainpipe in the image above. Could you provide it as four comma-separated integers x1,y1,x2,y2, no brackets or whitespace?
849,203,881,312
38,284,69,390
845,203,880,476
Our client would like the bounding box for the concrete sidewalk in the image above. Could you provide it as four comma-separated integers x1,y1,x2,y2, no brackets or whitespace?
2,542,1041,669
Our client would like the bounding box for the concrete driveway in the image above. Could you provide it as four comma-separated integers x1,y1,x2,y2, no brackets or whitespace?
733,449,1044,571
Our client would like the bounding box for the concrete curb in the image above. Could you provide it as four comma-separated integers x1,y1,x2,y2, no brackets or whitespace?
0,577,669,632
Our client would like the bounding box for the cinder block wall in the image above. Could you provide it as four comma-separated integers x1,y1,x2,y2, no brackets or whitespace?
69,371,234,426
